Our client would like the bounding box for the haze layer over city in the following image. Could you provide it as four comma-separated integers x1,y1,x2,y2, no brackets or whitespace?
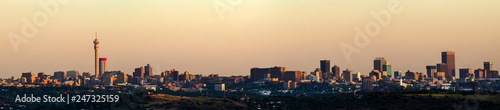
1,0,499,78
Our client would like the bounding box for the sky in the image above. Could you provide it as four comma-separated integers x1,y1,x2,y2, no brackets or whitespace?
1,0,500,78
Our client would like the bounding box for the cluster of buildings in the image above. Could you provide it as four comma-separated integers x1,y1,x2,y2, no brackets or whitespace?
251,51,499,92
0,35,249,92
1,34,499,94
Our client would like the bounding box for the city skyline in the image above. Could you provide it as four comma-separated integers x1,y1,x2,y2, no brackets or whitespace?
2,1,500,78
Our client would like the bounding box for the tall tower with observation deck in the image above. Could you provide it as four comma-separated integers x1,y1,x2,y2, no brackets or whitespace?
94,32,100,79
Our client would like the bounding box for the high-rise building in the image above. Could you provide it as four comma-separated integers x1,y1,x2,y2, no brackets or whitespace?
342,69,353,82
94,33,99,79
144,64,153,77
474,68,486,79
374,57,387,73
489,70,499,78
53,71,66,82
37,72,45,78
116,71,128,84
312,68,322,79
170,70,179,81
99,58,107,78
459,68,471,80
362,76,374,91
383,64,392,78
442,51,456,78
353,72,361,82
133,67,144,79
179,71,190,81
485,62,492,74
426,66,437,79
282,71,305,82
405,70,418,80
332,65,340,78
437,63,448,77
320,60,331,73
21,72,35,84
251,66,286,81
394,71,402,79
66,70,80,78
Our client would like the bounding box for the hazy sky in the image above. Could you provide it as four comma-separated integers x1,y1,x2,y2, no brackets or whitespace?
1,0,500,78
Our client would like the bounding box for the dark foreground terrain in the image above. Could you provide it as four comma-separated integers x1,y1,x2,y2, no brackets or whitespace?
3,87,500,110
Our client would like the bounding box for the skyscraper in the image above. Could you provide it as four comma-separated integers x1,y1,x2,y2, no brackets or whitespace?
342,68,353,82
93,33,99,79
145,64,153,77
282,71,305,82
332,65,340,78
320,60,331,73
426,66,437,79
374,57,387,73
459,68,471,79
437,63,448,77
54,71,66,82
383,64,392,78
394,71,402,79
99,58,107,78
67,70,80,78
362,76,374,91
251,66,286,81
474,68,485,79
405,70,418,80
21,72,35,84
116,71,128,84
133,67,144,79
485,62,492,74
442,51,456,78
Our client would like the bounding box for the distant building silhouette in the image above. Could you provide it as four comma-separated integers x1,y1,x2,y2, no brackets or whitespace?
362,76,374,91
459,68,471,80
99,58,107,78
383,64,392,78
393,71,402,79
53,71,66,82
251,66,286,81
342,69,353,82
144,64,153,77
67,70,80,78
484,62,492,73
437,63,448,78
320,60,330,79
332,65,340,78
21,72,35,84
405,70,418,80
374,57,386,73
426,66,437,79
442,51,456,78
474,68,486,79
116,71,128,84
282,71,305,82
133,67,144,79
